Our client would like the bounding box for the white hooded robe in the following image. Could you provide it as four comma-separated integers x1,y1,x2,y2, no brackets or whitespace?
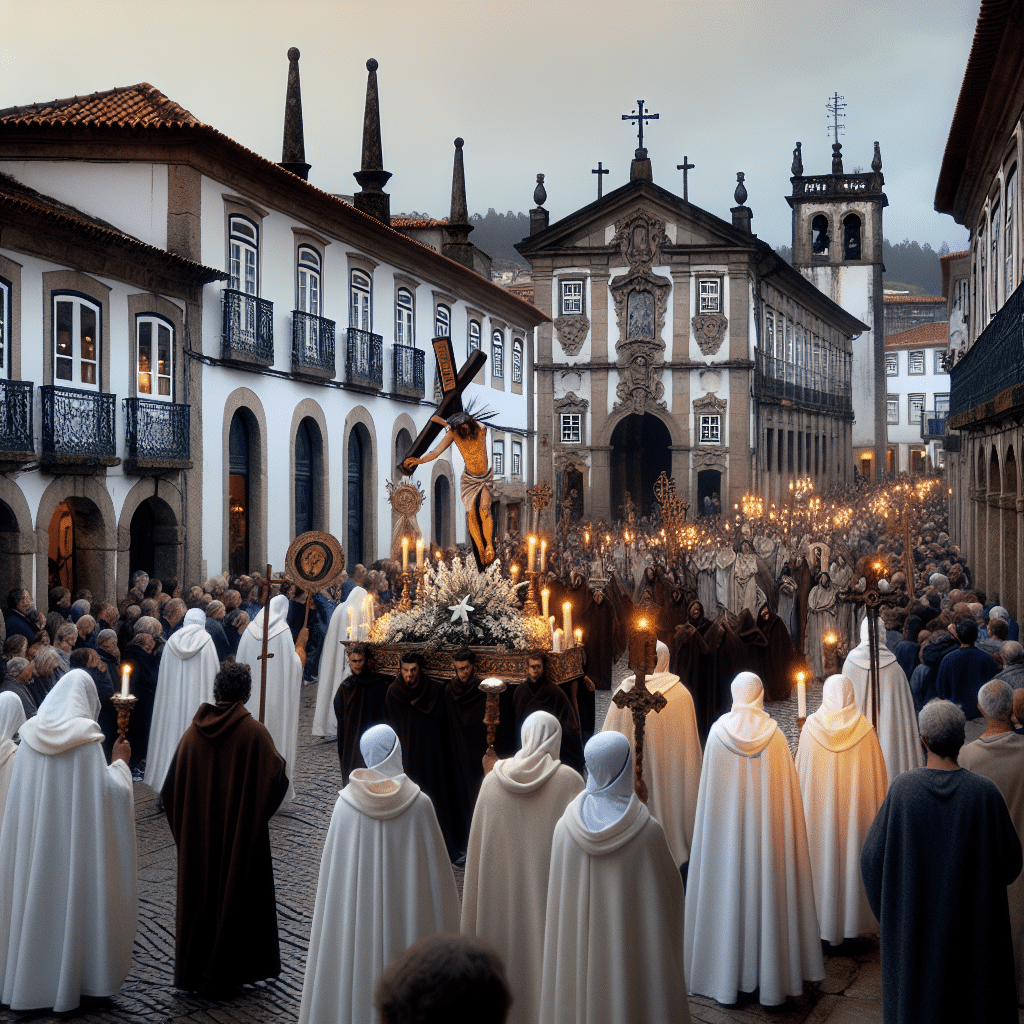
312,585,371,737
0,692,25,825
796,674,888,944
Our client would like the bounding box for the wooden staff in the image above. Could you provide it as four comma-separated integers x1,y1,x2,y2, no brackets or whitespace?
257,563,274,724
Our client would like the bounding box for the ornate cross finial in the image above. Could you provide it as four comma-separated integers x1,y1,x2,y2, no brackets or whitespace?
592,161,609,199
622,100,659,157
676,156,695,201
826,92,846,145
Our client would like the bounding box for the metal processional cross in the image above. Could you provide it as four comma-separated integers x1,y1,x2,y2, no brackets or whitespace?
622,100,659,153
827,92,846,143
676,156,695,201
612,621,665,803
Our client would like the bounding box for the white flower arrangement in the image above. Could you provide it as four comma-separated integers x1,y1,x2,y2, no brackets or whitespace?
370,557,551,650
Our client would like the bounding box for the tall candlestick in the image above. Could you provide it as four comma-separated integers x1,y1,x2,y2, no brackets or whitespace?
348,606,355,635
416,538,424,567
541,588,550,621
402,536,410,572
562,601,573,645
540,539,547,573
796,671,807,719
120,664,131,700
553,628,563,654
346,626,353,640
528,535,537,572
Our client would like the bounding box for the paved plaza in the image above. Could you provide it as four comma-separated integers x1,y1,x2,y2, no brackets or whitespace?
5,676,1024,1024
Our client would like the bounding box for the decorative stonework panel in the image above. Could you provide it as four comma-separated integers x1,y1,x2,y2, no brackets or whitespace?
614,343,667,415
611,209,671,273
553,391,589,414
693,446,729,469
692,312,729,356
692,392,728,415
553,315,590,356
554,449,590,471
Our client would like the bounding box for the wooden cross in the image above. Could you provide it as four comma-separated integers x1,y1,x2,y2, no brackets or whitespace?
611,619,665,803
254,563,276,724
592,161,609,199
676,156,695,201
622,100,659,153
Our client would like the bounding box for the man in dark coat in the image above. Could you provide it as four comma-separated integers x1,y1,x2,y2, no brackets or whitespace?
937,619,998,727
512,652,584,775
861,698,1021,1024
385,651,460,860
122,627,161,775
333,642,390,784
4,588,37,642
162,661,288,995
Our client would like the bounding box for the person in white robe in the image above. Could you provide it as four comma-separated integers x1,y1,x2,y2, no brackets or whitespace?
311,584,372,738
805,572,838,681
685,671,823,1006
143,608,220,795
297,724,459,1024
796,674,888,944
841,616,924,783
601,639,702,871
0,692,25,824
0,670,136,1012
239,594,302,804
461,711,584,1024
540,731,691,1024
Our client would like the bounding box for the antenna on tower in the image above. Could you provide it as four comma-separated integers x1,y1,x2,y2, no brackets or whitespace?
826,92,846,145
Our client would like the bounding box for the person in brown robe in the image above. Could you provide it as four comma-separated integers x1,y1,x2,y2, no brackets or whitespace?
576,578,619,693
162,660,288,995
670,599,712,737
791,555,816,654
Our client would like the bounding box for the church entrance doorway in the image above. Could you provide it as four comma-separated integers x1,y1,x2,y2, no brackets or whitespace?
347,423,371,571
129,496,180,584
229,410,256,578
434,475,451,549
697,470,722,517
47,497,106,596
610,414,671,519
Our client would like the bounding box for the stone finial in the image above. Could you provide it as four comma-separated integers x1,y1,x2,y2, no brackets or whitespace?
279,47,311,180
872,141,882,173
530,174,549,235
442,137,475,269
534,173,547,207
734,172,747,206
831,141,844,175
353,57,392,225
792,141,803,177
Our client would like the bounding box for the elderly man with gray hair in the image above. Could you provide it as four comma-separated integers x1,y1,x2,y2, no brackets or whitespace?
995,641,1024,691
862,698,1022,1023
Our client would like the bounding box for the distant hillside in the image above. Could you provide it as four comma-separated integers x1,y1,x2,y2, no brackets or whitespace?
469,210,531,267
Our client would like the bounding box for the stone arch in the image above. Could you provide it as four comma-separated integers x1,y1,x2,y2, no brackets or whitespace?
288,398,330,541
343,406,378,570
221,388,268,576
0,480,34,600
1002,445,1019,619
596,404,684,449
35,476,117,603
986,445,1002,599
116,478,185,599
430,457,457,550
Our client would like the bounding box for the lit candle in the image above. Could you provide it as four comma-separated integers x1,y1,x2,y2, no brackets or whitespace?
562,601,572,643
574,627,582,648
510,564,520,580
348,606,355,634
553,628,563,654
402,536,410,572
549,615,556,642
120,664,131,700
540,539,547,572
416,538,424,567
346,626,353,640
359,622,369,640
528,535,537,571
796,671,807,718
541,587,550,620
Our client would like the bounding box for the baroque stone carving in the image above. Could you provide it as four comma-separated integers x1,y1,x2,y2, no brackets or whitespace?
553,391,589,414
693,446,729,469
614,342,666,415
692,392,728,415
611,208,671,273
554,449,590,471
553,315,590,356
692,312,729,356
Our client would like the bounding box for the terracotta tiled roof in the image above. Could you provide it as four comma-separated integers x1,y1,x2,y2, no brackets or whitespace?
940,250,970,261
882,294,946,304
505,282,535,305
0,83,200,128
391,216,448,229
885,321,950,349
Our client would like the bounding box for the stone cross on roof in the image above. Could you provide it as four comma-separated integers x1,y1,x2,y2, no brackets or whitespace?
622,100,659,157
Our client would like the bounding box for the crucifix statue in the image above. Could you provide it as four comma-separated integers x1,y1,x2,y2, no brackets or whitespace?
401,337,496,568
676,156,695,201
592,160,609,199
622,99,659,156
611,618,666,803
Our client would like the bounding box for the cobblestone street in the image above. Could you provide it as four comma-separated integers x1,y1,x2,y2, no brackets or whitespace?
4,676,1023,1024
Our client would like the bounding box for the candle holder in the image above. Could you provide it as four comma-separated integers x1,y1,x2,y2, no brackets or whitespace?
479,676,507,775
797,715,806,733
523,570,541,617
399,572,413,610
415,565,427,606
111,693,138,742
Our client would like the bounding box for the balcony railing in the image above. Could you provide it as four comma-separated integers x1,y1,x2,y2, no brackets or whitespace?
222,288,274,364
754,351,853,416
40,385,116,461
920,410,947,442
790,172,884,198
0,379,34,454
393,343,425,398
291,311,336,377
346,328,383,390
124,398,190,465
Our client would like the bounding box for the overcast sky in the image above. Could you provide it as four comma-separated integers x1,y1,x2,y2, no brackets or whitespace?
2,0,979,253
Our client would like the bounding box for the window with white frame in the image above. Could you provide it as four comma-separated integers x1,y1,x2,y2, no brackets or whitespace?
468,319,481,356
908,393,925,427
561,280,583,316
512,440,522,475
699,414,721,444
435,303,450,339
492,330,504,378
53,294,100,390
908,350,925,374
885,352,898,375
699,278,721,314
934,349,946,374
887,395,899,424
935,392,950,413
228,215,259,295
512,338,523,383
350,270,372,331
765,311,776,359
0,277,8,377
560,413,581,444
136,315,173,400
493,439,505,476
396,288,414,346
296,246,321,316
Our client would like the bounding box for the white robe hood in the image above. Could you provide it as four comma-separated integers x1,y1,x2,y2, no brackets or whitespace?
311,586,372,737
359,723,404,779
805,674,874,752
18,670,102,755
845,616,897,671
493,710,562,792
0,692,25,773
166,611,212,660
716,672,777,755
246,594,291,642
577,731,636,835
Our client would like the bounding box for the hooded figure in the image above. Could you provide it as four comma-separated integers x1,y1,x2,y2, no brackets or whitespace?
540,732,691,1024
143,608,221,795
312,585,373,738
461,712,585,1024
796,674,888,944
842,617,924,784
239,594,302,803
297,725,459,1024
0,691,25,823
685,672,823,1006
602,640,702,871
0,670,136,1012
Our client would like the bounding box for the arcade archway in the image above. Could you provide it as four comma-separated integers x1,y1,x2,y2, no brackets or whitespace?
610,414,672,519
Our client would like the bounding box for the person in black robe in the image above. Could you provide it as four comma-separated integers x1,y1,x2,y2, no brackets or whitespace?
861,698,1021,1024
445,648,516,859
122,629,160,775
702,610,751,742
333,642,390,784
670,599,712,737
512,652,585,775
791,555,815,654
756,603,803,702
385,651,460,860
603,571,635,664
162,661,288,995
575,578,619,693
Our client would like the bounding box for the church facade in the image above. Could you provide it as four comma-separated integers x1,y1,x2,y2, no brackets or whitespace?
517,151,867,530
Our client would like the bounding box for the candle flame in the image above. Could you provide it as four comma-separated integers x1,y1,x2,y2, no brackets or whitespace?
797,671,806,683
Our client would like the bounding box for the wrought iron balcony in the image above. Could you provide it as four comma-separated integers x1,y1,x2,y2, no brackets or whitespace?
393,343,425,398
920,410,947,442
124,398,190,471
40,385,116,464
291,311,336,377
754,351,853,416
222,288,274,364
0,379,34,456
346,328,383,391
